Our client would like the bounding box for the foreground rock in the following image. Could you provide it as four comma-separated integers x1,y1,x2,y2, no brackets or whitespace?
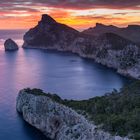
4,39,19,51
23,14,140,79
16,89,129,140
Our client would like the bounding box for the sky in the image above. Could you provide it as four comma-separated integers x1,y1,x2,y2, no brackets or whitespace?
0,0,140,30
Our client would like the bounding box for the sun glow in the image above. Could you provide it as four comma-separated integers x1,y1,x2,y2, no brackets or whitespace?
0,2,140,30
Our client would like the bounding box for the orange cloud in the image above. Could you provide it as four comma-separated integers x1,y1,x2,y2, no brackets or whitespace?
0,4,140,30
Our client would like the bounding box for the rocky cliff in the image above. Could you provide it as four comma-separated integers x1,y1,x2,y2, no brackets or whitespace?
23,14,140,79
16,88,130,140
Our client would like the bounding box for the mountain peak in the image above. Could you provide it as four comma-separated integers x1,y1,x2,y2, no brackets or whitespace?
95,23,117,29
40,14,57,24
127,25,140,30
96,23,106,27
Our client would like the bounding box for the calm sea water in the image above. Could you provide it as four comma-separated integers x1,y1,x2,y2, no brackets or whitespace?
0,30,130,140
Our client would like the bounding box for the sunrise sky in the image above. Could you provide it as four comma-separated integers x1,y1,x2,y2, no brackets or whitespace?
0,0,140,30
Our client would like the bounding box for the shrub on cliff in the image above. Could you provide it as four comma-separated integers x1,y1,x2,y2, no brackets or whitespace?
62,81,140,139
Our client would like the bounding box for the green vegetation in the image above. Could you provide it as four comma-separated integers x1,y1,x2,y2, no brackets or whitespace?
25,88,46,96
24,88,62,102
63,81,140,139
24,81,140,139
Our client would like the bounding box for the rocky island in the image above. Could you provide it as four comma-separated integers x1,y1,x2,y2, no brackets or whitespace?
4,39,19,51
16,88,131,140
22,14,140,80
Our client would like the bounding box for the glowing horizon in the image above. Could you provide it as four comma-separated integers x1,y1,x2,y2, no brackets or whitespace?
0,0,140,30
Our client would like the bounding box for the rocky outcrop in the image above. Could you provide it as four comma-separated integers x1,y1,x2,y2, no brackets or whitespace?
23,14,80,51
4,39,19,51
16,89,130,140
23,14,140,79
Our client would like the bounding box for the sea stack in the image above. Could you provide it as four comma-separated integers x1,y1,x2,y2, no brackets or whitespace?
4,39,19,51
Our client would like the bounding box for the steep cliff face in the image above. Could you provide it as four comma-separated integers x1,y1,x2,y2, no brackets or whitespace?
23,14,80,51
78,33,140,79
23,14,140,79
16,89,130,140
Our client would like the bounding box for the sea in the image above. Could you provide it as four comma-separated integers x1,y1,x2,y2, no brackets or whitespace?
0,29,130,140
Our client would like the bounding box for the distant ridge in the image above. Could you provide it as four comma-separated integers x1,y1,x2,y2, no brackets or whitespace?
83,23,140,45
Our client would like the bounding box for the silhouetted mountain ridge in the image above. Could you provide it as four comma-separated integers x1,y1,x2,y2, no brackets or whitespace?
23,14,79,47
83,23,140,45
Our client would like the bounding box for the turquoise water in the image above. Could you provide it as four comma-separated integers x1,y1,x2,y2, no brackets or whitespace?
0,30,130,140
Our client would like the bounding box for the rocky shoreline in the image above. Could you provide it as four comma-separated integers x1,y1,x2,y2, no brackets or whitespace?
16,88,130,140
22,14,140,80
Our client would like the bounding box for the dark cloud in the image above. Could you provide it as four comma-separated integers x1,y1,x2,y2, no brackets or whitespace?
76,15,123,20
114,11,140,15
26,0,140,9
0,1,39,15
29,0,140,9
0,0,140,11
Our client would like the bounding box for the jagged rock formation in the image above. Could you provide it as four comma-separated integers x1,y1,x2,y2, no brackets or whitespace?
4,39,19,51
23,14,80,51
83,23,140,45
23,14,140,79
16,89,130,140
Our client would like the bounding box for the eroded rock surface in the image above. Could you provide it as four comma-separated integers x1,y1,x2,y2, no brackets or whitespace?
16,89,130,140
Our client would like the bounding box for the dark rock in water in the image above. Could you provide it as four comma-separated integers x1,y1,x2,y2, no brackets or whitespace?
4,39,19,51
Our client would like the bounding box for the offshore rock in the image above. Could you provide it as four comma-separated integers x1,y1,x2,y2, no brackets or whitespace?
4,39,19,51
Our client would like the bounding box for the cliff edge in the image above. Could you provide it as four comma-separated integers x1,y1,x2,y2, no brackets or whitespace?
16,88,129,140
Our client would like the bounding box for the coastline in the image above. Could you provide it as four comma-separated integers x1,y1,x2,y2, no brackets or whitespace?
22,14,140,81
22,45,137,81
